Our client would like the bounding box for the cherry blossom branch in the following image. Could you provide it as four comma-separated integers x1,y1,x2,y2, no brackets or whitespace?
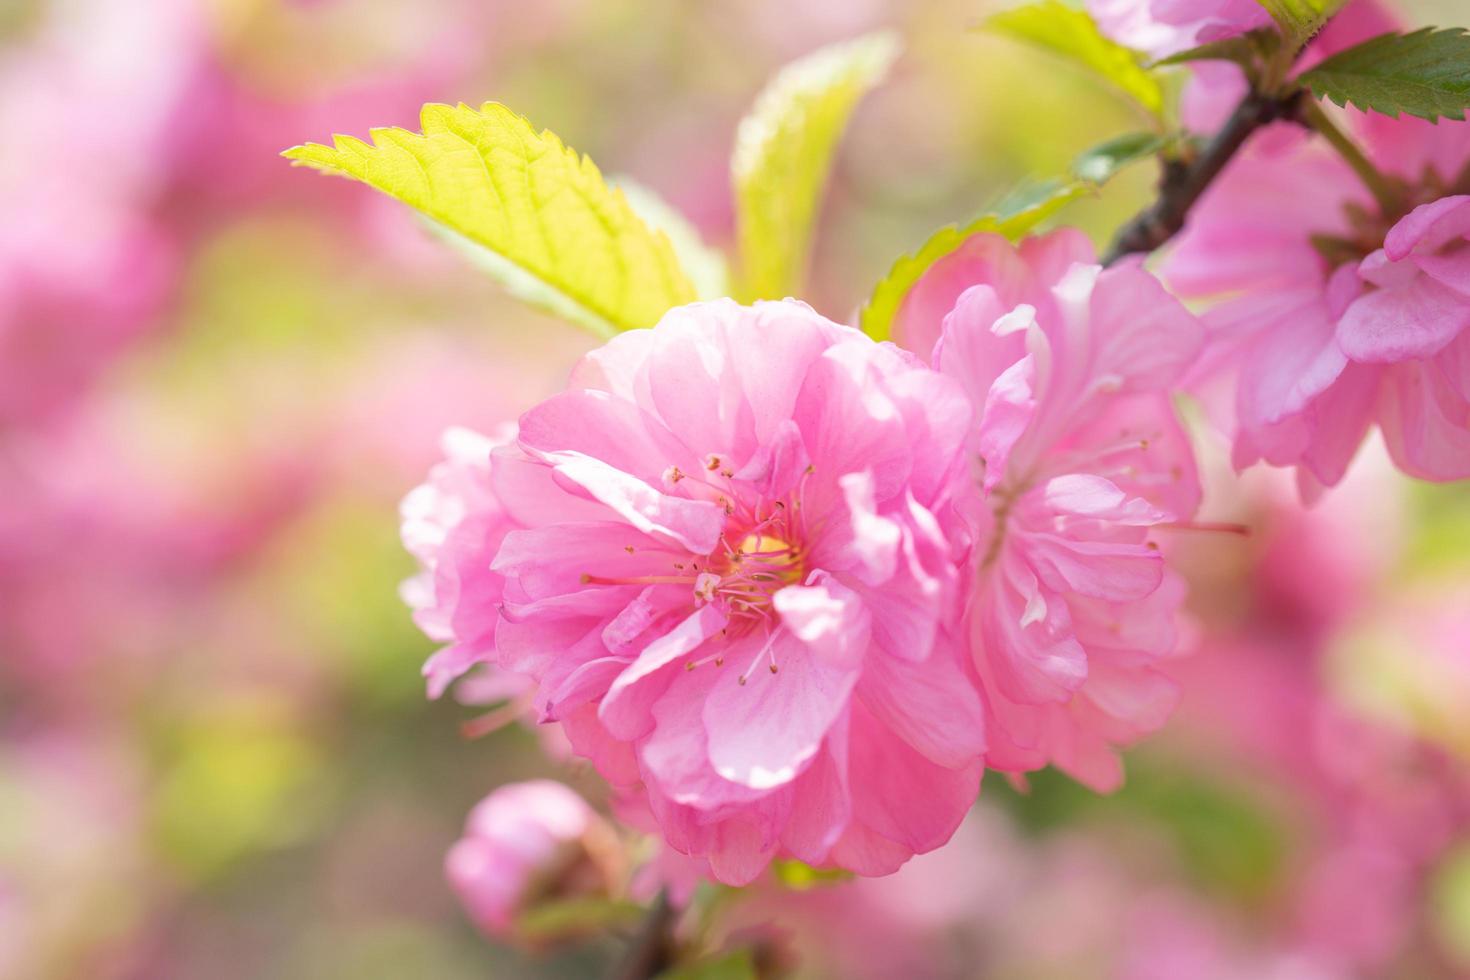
612,891,678,980
1103,88,1303,265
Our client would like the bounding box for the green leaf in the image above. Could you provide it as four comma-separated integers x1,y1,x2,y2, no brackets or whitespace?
985,1,1164,117
1299,28,1470,122
614,177,730,300
515,897,644,943
1155,36,1255,68
1431,844,1470,968
860,129,1176,342
658,950,758,980
1071,131,1174,183
1252,0,1349,46
283,102,698,338
1153,30,1278,70
859,181,1084,343
732,31,900,301
772,858,854,889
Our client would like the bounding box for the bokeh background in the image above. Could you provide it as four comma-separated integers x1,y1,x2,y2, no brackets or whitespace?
2,1,1467,977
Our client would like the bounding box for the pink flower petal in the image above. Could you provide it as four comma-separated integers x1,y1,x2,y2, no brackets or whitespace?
703,629,860,790
773,572,872,671
1337,275,1470,363
856,631,986,767
600,603,729,740
1382,195,1470,262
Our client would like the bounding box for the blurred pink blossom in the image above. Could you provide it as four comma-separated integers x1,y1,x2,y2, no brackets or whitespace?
1164,463,1470,973
446,780,619,938
0,729,151,979
1165,103,1470,492
0,0,200,428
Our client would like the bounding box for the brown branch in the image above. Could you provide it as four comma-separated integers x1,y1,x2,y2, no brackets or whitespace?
609,891,678,980
1103,88,1303,265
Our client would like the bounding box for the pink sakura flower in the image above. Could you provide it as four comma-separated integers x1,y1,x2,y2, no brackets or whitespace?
446,780,622,939
403,299,986,883
1165,109,1470,492
897,229,1204,791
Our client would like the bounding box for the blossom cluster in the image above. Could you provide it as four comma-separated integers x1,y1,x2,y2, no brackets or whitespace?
404,240,1210,884
1,0,1466,973
401,0,1470,896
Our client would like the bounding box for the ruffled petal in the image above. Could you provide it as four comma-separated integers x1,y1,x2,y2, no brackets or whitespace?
703,629,860,790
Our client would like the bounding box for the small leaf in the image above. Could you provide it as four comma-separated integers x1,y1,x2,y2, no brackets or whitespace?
859,181,1084,342
1072,131,1174,183
985,1,1164,117
860,129,1177,342
772,858,855,889
1153,30,1278,69
516,896,644,943
1253,0,1349,46
284,102,697,338
732,31,900,301
658,950,759,980
1299,28,1470,122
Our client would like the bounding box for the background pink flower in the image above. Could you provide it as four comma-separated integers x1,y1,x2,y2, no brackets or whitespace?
1164,68,1470,490
0,0,198,429
446,780,620,938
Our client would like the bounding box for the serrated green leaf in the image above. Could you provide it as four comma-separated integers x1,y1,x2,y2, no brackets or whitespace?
1300,28,1470,122
986,1,1164,117
1253,0,1348,46
283,102,697,338
732,32,900,301
860,129,1176,343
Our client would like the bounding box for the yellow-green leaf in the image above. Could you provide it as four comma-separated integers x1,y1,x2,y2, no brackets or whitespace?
860,126,1181,343
515,897,644,943
986,1,1164,118
283,102,697,337
859,182,1086,343
658,950,758,980
732,32,900,302
614,177,731,300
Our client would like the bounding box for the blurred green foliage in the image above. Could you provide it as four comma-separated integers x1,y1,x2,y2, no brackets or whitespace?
990,761,1292,905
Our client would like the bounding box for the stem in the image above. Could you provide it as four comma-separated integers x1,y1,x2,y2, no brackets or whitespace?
611,891,678,980
1298,97,1403,216
1103,90,1301,265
